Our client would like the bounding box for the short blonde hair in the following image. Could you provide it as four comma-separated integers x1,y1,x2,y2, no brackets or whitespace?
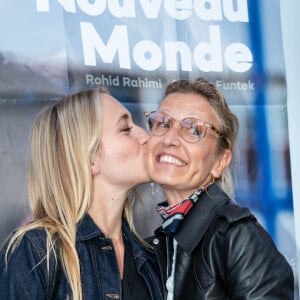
164,78,239,198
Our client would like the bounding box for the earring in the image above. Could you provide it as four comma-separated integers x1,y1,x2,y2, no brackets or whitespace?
210,174,215,185
149,182,166,202
150,182,155,195
201,173,215,190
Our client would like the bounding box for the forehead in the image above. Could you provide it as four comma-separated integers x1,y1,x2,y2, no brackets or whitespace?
102,94,130,118
159,92,217,122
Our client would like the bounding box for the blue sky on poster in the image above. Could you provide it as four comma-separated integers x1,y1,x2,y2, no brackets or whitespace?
0,0,66,63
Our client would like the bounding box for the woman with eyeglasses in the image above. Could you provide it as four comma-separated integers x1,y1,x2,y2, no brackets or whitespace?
145,78,294,299
0,88,163,300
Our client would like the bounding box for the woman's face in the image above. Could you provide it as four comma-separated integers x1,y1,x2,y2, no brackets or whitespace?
92,94,150,190
145,92,231,203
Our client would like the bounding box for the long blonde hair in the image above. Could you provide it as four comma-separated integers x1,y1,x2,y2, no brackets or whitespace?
6,88,136,299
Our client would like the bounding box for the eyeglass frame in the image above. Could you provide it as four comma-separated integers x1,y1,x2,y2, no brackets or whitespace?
144,111,224,143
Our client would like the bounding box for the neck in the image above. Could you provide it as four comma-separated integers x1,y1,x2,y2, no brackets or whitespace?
89,205,125,279
89,180,128,278
89,183,128,239
163,188,194,205
112,231,125,279
88,208,123,239
162,177,213,206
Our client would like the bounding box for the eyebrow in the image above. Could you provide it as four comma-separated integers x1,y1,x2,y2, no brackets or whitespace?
117,113,130,123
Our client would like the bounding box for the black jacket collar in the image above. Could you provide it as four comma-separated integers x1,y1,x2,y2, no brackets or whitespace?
173,184,230,255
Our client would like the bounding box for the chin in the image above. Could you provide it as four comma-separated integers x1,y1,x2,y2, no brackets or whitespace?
152,175,175,187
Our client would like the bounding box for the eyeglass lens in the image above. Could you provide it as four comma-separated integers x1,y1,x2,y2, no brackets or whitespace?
147,112,207,142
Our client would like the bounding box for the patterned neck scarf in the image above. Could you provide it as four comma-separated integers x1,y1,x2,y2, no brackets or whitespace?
156,188,204,235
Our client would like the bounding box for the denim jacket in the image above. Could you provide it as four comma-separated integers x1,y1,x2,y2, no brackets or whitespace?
0,214,163,299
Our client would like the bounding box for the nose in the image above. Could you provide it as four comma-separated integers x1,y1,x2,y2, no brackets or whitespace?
161,124,181,146
136,126,150,144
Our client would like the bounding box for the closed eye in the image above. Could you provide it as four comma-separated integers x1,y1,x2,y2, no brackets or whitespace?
121,126,133,132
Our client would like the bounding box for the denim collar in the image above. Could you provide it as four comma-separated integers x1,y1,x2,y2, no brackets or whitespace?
75,214,154,261
75,213,103,241
76,213,133,242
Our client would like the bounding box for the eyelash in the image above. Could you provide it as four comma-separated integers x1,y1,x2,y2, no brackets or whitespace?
121,126,133,132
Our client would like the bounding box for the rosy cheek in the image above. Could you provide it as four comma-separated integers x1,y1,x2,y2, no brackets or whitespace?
145,141,156,155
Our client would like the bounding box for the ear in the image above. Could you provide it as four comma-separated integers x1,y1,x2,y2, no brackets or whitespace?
211,149,232,179
91,151,101,176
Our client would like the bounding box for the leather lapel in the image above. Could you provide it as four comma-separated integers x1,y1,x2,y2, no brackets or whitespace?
174,184,230,255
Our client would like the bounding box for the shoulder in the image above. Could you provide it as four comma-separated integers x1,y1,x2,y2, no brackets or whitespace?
0,228,47,280
0,228,48,267
206,203,284,256
1,227,46,250
0,228,60,299
216,203,255,223
215,206,294,297
214,204,289,264
205,203,257,238
215,204,267,240
22,228,48,255
1,226,59,276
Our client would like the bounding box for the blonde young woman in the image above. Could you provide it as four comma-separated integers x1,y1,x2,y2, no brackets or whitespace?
0,89,163,300
145,78,294,299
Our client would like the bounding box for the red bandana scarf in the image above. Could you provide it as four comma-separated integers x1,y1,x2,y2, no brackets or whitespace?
156,188,203,235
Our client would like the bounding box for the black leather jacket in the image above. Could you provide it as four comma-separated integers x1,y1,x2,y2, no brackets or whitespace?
148,184,294,299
